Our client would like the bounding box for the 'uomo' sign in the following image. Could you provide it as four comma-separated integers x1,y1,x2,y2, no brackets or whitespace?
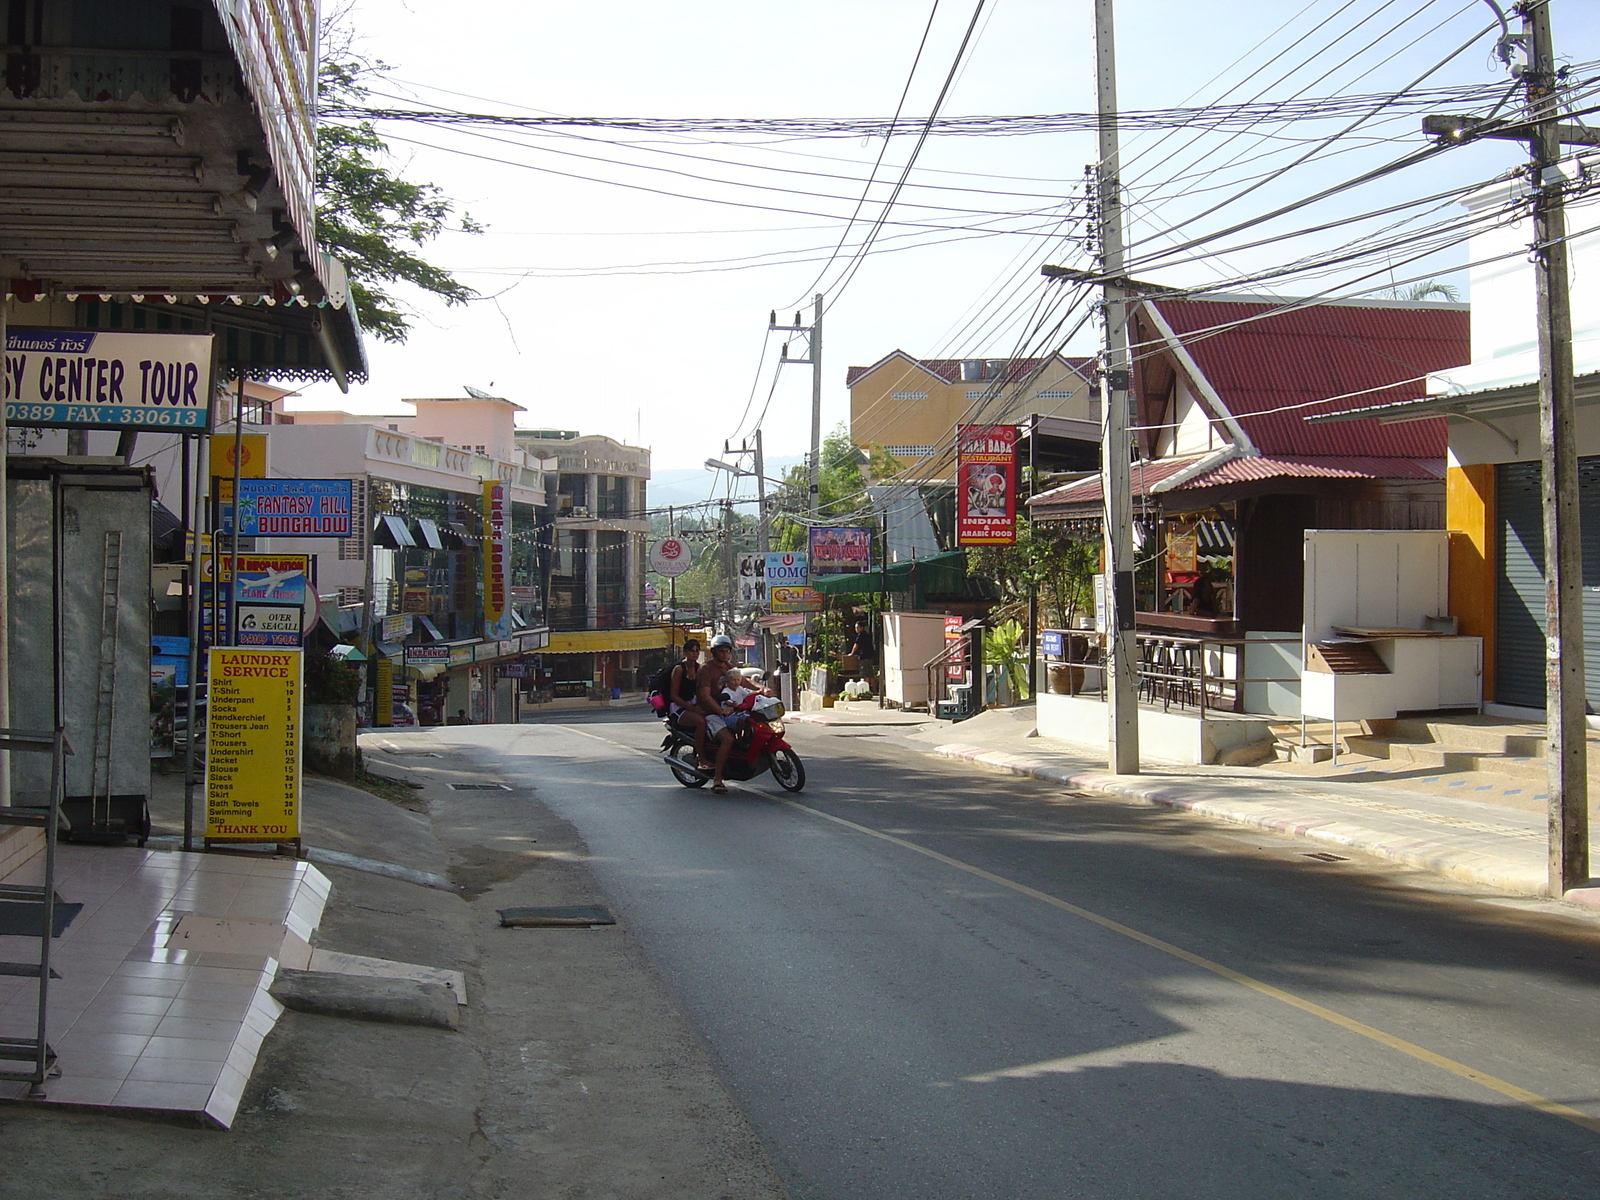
3,328,214,431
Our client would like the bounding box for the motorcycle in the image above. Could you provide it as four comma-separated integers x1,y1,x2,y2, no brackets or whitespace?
660,695,806,792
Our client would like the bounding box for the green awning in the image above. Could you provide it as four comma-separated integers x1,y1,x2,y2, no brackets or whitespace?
810,550,968,595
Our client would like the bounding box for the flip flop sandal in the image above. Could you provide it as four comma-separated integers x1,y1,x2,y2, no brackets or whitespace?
710,783,729,794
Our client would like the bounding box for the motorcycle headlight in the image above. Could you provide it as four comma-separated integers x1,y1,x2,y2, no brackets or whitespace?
767,720,785,735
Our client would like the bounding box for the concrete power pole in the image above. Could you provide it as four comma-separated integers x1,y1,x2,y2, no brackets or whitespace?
1525,2,1587,896
1094,0,1140,775
721,499,736,637
1423,3,1592,894
771,296,824,517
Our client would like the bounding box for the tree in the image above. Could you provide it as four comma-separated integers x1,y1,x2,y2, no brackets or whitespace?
315,54,482,342
770,424,869,552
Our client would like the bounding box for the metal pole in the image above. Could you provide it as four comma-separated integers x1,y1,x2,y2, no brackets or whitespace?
808,293,823,519
0,290,9,808
1027,413,1039,701
1525,1,1587,896
879,508,888,709
227,376,245,647
1096,0,1140,774
181,430,202,850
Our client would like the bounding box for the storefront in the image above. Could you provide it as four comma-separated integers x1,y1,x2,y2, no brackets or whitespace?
540,627,676,699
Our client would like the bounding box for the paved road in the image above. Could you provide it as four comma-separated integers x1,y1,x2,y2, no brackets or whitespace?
441,713,1600,1200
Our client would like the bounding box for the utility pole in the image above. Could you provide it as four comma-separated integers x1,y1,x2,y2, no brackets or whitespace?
771,296,824,517
721,499,735,637
1525,1,1586,896
753,427,770,554
1094,0,1139,774
1423,1,1587,894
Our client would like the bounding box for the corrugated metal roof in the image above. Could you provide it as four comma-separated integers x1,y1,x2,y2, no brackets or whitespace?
1144,297,1468,458
1191,454,1444,485
1029,453,1442,513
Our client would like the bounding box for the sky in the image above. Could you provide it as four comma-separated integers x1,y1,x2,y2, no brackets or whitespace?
293,0,1600,511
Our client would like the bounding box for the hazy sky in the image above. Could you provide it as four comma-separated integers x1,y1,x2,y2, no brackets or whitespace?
293,0,1600,504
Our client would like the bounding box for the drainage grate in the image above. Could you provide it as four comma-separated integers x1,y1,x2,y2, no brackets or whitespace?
1302,851,1348,862
448,783,512,791
384,750,443,758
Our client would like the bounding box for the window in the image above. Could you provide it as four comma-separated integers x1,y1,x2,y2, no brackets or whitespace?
884,445,934,458
889,391,928,400
1036,390,1072,399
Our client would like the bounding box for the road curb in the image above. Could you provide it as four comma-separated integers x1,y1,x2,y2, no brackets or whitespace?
930,741,1550,899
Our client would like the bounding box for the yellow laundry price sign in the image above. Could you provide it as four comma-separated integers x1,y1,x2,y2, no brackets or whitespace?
205,648,301,841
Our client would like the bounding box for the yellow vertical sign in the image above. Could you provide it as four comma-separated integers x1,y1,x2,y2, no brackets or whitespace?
205,648,301,840
375,657,393,726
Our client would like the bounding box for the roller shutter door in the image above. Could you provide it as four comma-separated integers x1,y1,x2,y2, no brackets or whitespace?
1494,458,1600,710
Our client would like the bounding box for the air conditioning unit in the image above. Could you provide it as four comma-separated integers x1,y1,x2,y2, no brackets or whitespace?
569,506,592,518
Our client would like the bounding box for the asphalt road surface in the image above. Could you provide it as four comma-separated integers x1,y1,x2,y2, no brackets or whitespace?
435,713,1600,1200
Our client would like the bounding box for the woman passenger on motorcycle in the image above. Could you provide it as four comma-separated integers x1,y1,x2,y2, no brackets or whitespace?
667,640,705,752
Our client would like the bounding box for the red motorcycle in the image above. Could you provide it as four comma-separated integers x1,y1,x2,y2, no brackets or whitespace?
661,696,805,792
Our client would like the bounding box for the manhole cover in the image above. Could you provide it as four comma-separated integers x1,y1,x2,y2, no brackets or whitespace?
1302,851,1348,862
448,783,512,791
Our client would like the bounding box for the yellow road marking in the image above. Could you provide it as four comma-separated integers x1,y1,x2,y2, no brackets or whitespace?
567,722,1600,1135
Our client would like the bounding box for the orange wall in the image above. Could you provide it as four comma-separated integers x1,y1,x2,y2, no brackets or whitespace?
1446,462,1495,700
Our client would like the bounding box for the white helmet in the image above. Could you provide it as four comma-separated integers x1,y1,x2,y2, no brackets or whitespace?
709,634,735,650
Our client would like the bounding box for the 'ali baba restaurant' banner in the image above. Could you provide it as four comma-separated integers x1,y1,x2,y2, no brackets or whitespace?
956,424,1018,546
482,480,512,639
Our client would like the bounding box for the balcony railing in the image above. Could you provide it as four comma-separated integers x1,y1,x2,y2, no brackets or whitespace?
1039,631,1300,719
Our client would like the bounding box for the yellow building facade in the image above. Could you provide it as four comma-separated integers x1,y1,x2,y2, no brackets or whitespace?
847,352,1096,480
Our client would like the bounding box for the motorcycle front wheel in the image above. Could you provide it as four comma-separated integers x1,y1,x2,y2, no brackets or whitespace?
667,742,708,788
769,748,805,792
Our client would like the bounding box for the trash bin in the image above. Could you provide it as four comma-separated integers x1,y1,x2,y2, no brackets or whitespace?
610,687,621,700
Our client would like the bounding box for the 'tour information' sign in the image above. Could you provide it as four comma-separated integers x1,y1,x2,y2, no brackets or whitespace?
4,327,213,430
205,648,301,841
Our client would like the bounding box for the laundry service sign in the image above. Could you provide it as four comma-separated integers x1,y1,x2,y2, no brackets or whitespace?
4,328,214,431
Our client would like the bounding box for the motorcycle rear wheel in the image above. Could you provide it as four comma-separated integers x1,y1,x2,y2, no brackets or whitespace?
667,742,708,788
770,748,805,792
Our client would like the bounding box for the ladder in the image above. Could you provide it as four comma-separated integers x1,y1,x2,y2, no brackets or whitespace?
0,727,70,1095
87,531,121,837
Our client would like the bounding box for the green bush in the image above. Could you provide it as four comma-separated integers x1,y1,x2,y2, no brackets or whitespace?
305,646,362,705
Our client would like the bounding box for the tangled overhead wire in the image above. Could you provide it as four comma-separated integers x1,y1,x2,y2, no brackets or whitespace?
321,80,1529,139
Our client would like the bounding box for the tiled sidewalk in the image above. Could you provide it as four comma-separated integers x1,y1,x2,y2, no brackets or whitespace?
0,844,328,1126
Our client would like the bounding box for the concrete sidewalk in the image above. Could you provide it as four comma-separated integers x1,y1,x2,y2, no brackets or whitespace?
790,703,1599,908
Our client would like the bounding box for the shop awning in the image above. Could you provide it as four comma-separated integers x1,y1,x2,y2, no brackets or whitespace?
415,518,446,550
329,644,367,662
373,515,415,548
545,627,674,654
810,550,968,596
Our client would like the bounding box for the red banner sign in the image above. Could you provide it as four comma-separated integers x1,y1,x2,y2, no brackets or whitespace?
956,424,1018,545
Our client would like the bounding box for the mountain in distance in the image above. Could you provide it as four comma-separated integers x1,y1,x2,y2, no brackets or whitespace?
648,454,804,511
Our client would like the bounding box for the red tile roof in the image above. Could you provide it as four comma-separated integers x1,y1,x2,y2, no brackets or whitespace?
1142,296,1468,458
1030,452,1445,512
845,351,1094,389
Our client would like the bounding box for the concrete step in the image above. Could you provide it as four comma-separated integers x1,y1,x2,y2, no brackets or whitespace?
1343,734,1546,786
1371,716,1547,759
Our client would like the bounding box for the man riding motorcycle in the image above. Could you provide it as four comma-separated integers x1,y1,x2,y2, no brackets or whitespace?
696,634,744,793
